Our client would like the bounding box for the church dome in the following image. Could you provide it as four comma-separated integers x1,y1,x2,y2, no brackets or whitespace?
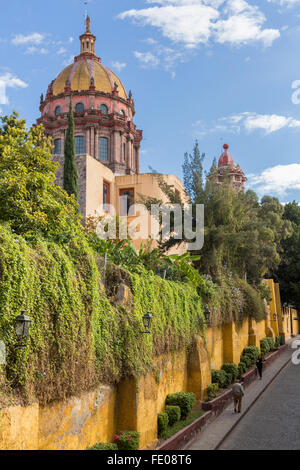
48,16,127,100
218,143,235,167
52,60,127,100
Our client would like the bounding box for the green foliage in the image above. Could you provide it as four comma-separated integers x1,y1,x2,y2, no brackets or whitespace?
276,202,300,310
159,411,203,441
205,383,219,401
114,431,140,450
165,405,181,426
221,363,239,383
240,355,252,369
0,113,81,242
211,369,230,389
0,221,207,404
275,336,281,348
260,338,271,357
158,412,169,436
242,346,260,365
86,442,118,450
182,141,205,203
266,337,275,351
166,392,196,419
238,362,247,376
63,98,78,200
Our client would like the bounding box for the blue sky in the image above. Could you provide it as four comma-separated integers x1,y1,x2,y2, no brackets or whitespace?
1,0,300,202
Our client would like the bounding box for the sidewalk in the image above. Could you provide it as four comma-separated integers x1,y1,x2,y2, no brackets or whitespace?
186,336,300,451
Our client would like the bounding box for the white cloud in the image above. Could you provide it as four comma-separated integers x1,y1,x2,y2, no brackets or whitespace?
0,72,28,105
12,33,45,46
111,61,127,72
194,112,300,137
57,47,67,55
119,0,280,49
267,0,300,6
25,46,49,55
248,164,300,196
134,51,160,67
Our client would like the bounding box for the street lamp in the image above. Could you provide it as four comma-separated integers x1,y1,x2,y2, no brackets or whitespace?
142,311,153,334
14,310,32,347
204,306,211,326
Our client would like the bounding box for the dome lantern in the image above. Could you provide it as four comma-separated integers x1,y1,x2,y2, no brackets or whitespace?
79,15,97,57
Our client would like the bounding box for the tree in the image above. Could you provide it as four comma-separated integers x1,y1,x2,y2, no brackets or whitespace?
0,112,81,241
182,140,205,203
63,97,78,200
275,201,300,309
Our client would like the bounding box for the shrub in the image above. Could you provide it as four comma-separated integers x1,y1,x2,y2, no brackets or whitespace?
260,338,270,357
221,363,239,383
166,392,196,419
238,362,247,376
266,337,275,351
212,369,230,389
242,346,260,365
114,431,140,450
240,355,252,369
86,443,118,450
157,413,169,436
165,406,181,426
205,383,219,401
275,336,281,348
279,335,285,346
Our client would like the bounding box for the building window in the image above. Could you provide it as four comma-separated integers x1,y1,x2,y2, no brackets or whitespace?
75,103,84,113
103,181,110,206
119,188,134,216
53,138,62,155
100,104,108,114
99,137,109,161
75,136,85,155
120,109,125,117
54,105,61,116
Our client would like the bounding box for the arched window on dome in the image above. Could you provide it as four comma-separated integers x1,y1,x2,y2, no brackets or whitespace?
75,103,84,113
54,105,62,116
99,137,109,161
75,136,85,155
100,104,108,115
120,109,125,117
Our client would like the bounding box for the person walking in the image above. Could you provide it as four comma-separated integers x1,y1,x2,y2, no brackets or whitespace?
232,379,244,413
256,356,264,380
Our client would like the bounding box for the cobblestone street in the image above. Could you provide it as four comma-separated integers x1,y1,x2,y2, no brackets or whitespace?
219,361,300,450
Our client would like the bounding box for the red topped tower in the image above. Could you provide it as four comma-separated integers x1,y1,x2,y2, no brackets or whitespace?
208,144,247,192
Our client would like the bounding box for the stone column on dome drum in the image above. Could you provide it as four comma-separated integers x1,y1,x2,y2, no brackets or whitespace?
90,126,95,158
85,128,90,156
94,127,98,160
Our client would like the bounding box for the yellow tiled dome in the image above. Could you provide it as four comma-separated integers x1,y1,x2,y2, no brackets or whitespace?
52,58,127,100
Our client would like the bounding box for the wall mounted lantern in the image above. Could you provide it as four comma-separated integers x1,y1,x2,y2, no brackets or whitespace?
273,313,277,320
142,311,153,334
15,310,32,348
204,306,211,326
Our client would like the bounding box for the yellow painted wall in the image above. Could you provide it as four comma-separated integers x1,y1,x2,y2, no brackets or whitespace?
0,281,297,451
206,325,224,370
0,404,39,450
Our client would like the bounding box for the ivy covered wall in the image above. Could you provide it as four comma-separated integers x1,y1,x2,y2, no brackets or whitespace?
0,224,205,406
